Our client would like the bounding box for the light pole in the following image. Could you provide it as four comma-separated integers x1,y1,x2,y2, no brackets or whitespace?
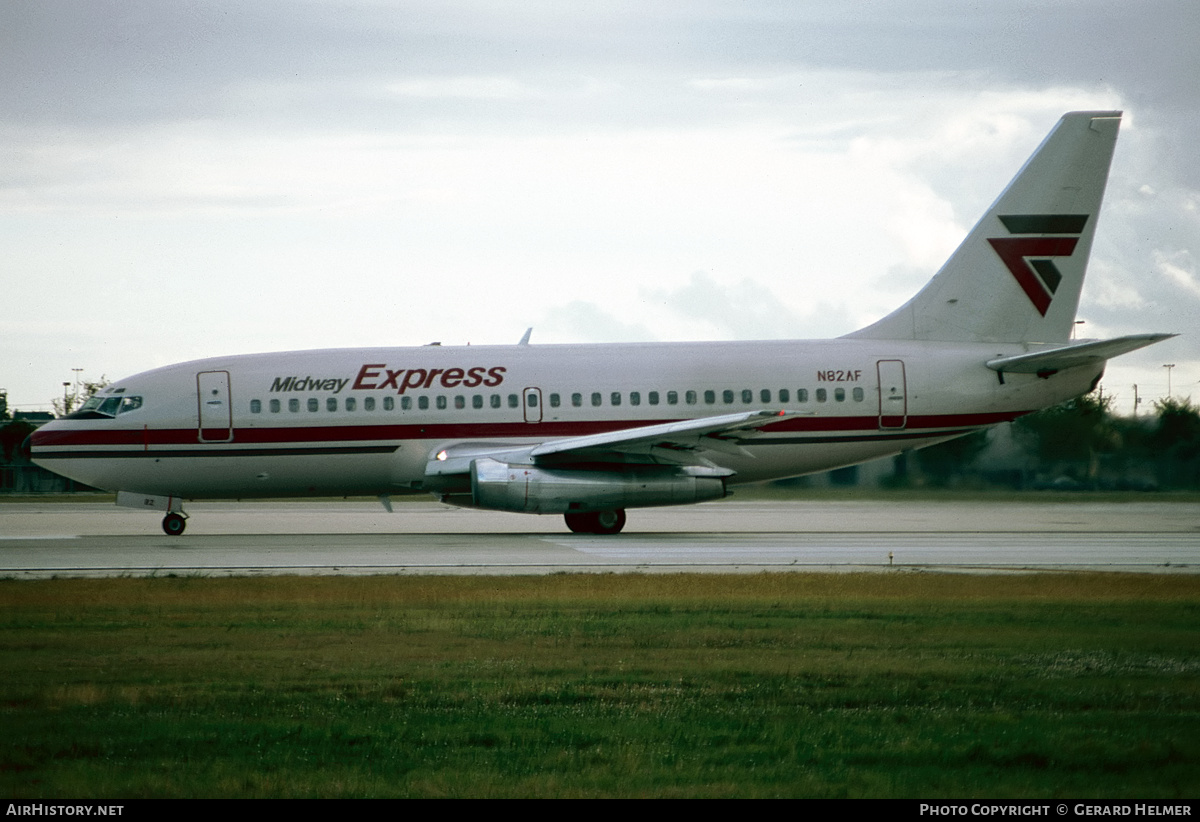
1163,363,1176,398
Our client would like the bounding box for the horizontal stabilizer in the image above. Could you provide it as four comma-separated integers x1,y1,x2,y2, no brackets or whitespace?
986,333,1175,374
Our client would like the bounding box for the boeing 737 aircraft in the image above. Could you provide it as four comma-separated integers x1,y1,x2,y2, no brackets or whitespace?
30,111,1173,535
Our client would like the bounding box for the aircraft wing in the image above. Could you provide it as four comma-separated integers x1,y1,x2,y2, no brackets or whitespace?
426,410,796,477
531,409,793,462
986,333,1175,375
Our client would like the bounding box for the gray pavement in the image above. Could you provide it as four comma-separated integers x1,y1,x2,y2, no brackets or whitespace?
1,498,1198,577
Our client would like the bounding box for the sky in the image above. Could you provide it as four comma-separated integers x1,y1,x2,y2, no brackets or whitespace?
4,0,1199,416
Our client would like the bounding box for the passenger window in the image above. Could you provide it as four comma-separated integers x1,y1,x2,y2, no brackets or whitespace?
455,395,465,409
436,396,447,410
549,393,560,408
835,388,845,402
327,397,337,412
289,398,300,413
571,393,582,407
473,395,483,409
401,397,411,410
308,398,319,412
526,392,538,407
779,389,790,403
796,389,808,403
722,390,734,404
610,392,621,406
364,396,376,411
270,399,281,413
346,397,357,412
384,396,394,411
591,392,602,407
742,389,752,404
630,391,640,406
648,391,659,405
508,394,519,409
418,396,429,410
760,389,771,403
704,390,715,405
685,391,696,405
816,388,827,403
668,391,679,405
853,387,864,402
251,400,262,414
491,394,501,409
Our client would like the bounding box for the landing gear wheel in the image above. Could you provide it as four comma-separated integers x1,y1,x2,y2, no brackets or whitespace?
162,512,187,536
564,509,627,535
592,509,626,535
564,512,596,534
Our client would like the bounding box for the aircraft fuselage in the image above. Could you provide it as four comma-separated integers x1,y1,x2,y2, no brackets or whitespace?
31,337,1100,500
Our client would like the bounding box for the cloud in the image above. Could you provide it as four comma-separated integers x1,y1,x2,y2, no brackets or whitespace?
1155,249,1200,301
3,1,1199,408
642,271,849,340
538,301,657,344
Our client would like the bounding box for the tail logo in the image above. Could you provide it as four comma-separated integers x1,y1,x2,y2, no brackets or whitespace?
987,214,1089,316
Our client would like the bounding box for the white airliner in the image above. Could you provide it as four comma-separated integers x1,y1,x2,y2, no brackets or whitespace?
31,111,1173,535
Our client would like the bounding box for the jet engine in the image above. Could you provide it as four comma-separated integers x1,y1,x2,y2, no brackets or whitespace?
463,457,727,515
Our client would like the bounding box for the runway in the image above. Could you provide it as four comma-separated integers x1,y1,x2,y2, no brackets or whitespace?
2,498,1198,578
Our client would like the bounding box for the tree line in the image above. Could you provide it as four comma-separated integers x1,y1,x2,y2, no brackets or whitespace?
905,393,1200,491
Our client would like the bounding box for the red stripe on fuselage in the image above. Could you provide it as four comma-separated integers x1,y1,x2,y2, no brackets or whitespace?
30,410,1029,450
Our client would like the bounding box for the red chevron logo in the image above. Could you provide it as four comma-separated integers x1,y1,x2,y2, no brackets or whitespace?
988,215,1088,316
987,237,1079,315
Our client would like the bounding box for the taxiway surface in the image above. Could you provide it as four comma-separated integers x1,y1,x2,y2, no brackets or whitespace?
2,498,1199,578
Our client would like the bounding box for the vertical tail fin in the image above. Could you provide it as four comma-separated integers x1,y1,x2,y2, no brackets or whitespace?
847,111,1122,343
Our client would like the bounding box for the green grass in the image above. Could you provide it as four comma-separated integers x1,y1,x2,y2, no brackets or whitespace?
2,573,1198,798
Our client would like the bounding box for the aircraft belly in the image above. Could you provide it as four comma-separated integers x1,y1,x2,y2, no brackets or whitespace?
35,450,398,499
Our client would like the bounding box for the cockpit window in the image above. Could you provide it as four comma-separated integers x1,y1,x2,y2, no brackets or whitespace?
65,394,144,420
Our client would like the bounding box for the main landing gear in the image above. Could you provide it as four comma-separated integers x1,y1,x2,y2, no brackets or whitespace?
162,512,188,536
563,509,627,535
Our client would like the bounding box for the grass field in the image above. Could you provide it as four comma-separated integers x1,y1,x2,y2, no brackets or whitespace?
2,572,1198,798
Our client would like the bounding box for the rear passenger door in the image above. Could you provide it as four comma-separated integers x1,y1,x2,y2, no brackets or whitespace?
876,360,907,430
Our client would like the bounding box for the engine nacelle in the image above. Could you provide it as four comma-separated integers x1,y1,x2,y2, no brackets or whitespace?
467,458,727,514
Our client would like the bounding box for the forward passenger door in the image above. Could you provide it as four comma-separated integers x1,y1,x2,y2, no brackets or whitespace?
197,370,234,442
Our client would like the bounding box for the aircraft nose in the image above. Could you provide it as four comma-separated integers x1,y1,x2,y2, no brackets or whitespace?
22,419,61,467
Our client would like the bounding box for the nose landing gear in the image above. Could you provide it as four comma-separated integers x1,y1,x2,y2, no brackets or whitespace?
162,512,188,536
115,492,188,535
